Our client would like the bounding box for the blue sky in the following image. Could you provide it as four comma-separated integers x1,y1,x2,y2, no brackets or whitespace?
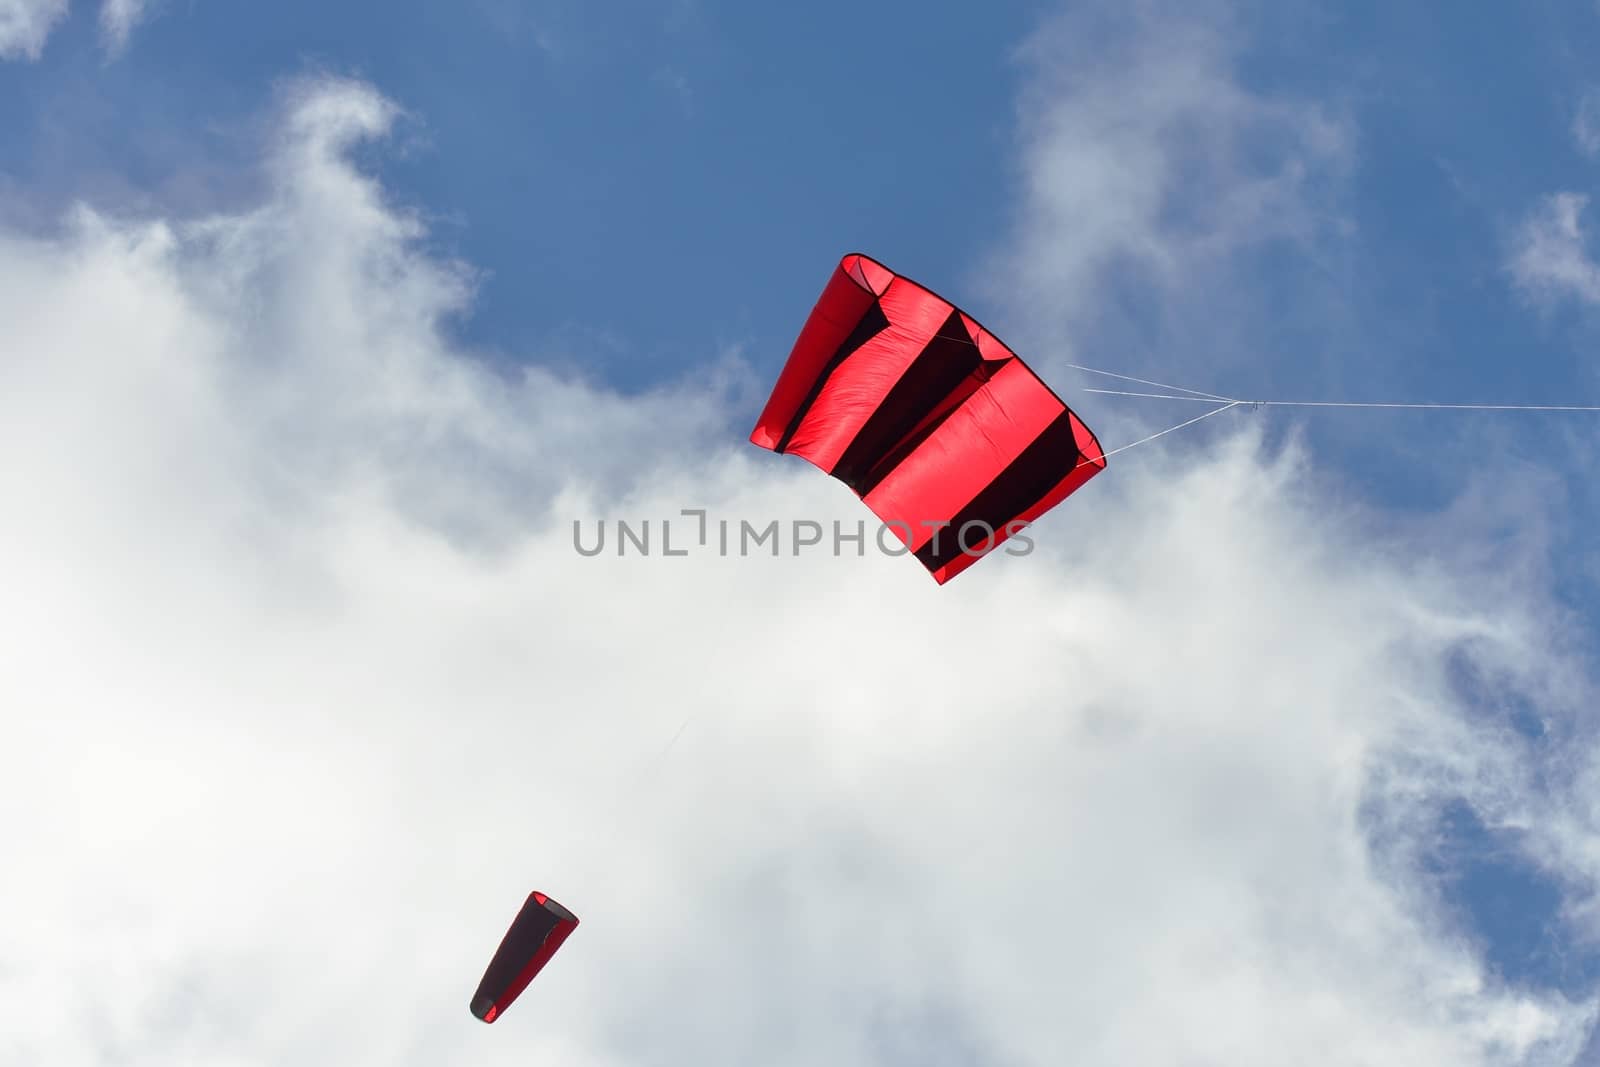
0,0,1052,384
6,2,1600,1064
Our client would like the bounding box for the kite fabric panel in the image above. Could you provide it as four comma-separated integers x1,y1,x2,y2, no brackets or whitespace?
750,253,1106,584
469,890,579,1023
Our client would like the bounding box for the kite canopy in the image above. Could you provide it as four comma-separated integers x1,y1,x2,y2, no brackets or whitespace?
751,253,1106,584
469,891,579,1024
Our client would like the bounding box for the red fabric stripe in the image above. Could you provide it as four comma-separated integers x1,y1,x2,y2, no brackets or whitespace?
927,464,1099,583
927,412,1106,583
750,263,880,449
864,360,1065,551
776,279,964,471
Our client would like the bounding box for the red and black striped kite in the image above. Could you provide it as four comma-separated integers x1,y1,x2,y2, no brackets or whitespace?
751,253,1106,584
469,890,578,1024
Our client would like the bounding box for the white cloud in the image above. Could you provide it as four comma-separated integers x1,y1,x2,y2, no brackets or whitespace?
1509,192,1600,307
98,0,149,55
2,48,1600,1067
985,0,1352,369
0,0,68,60
1502,80,1600,309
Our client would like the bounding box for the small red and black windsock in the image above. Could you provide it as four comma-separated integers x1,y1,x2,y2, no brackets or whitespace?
469,890,579,1024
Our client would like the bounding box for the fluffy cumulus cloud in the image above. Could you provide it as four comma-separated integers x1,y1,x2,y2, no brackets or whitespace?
5,40,1600,1067
0,0,68,60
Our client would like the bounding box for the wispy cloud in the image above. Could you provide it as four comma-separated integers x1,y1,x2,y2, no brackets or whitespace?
988,0,1352,370
1505,76,1600,310
0,0,155,62
0,0,68,60
1574,89,1600,159
1509,192,1600,307
654,66,693,116
98,0,149,55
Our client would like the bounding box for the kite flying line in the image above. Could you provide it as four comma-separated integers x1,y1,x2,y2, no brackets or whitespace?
1062,362,1600,467
1068,361,1600,413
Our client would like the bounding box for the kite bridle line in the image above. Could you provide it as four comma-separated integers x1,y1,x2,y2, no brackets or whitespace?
1038,363,1245,468
1063,362,1233,403
1070,399,1244,472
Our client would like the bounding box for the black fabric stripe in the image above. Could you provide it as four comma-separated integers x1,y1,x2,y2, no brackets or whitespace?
774,300,890,454
473,896,562,1008
914,410,1081,573
843,369,990,499
832,309,996,496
